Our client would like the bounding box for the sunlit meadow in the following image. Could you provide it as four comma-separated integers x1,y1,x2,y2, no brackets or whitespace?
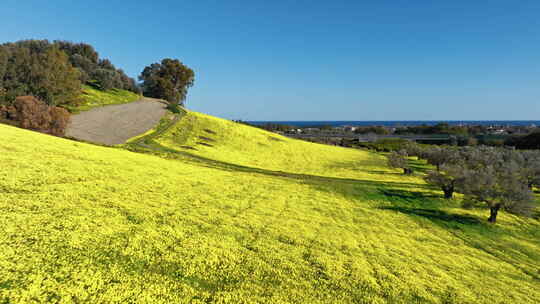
0,117,539,303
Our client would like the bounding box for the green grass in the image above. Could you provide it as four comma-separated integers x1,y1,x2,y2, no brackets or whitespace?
0,113,539,303
64,85,140,113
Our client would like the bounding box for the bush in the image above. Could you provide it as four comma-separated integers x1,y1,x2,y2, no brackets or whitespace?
166,103,181,114
48,106,70,136
9,96,70,136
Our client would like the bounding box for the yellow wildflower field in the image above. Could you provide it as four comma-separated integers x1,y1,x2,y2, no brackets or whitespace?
0,119,538,303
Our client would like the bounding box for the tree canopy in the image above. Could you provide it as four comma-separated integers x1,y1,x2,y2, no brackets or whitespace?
0,40,139,107
404,143,538,223
387,150,412,174
0,42,81,106
139,58,194,105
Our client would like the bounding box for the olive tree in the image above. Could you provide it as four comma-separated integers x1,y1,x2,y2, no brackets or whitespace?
459,151,535,223
515,151,540,189
424,164,465,199
423,146,459,171
387,150,412,174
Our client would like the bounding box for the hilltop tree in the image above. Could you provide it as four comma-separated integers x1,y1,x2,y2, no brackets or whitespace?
1,43,81,106
139,58,194,105
0,39,141,107
54,40,138,92
35,46,81,106
55,41,99,83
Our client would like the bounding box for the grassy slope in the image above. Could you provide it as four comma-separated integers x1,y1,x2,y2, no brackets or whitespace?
64,85,140,113
155,111,418,183
0,118,539,303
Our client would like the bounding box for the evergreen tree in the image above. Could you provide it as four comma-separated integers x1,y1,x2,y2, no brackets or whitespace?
139,59,194,105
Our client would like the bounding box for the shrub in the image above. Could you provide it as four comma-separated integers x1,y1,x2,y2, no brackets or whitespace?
48,106,70,136
10,96,70,136
166,103,181,114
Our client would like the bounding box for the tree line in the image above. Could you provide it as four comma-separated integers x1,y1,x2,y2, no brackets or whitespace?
0,39,195,107
0,40,139,107
387,144,539,223
0,39,195,136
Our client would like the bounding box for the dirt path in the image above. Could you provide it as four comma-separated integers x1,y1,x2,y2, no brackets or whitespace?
65,98,167,145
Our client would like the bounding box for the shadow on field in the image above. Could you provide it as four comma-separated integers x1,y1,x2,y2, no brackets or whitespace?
366,170,402,175
326,159,389,172
380,205,540,281
127,139,426,191
409,164,430,174
379,206,482,225
378,188,440,204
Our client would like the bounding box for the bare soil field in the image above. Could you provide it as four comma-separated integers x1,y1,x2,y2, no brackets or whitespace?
65,98,167,145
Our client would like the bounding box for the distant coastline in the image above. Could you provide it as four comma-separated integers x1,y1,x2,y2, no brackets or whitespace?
247,120,540,127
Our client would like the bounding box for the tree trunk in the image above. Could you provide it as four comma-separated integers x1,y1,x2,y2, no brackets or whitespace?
442,181,455,199
443,186,454,199
436,164,440,171
488,205,500,223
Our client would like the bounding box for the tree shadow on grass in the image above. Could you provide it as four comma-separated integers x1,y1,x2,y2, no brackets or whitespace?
379,206,482,225
366,170,402,175
128,139,427,191
378,188,442,205
379,205,540,281
409,163,430,174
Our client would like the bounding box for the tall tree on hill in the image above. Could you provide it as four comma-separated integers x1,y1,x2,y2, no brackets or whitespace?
54,40,138,92
55,41,99,83
1,43,81,106
36,46,81,106
139,59,194,105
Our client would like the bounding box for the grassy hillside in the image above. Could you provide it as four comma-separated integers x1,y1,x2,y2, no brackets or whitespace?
1,120,539,303
154,111,418,183
64,85,140,113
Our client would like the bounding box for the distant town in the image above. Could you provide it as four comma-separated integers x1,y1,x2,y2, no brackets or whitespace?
241,121,540,147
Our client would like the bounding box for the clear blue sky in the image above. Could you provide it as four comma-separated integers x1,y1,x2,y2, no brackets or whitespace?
1,0,539,121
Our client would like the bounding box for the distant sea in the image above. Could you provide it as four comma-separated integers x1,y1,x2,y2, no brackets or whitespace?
247,121,540,127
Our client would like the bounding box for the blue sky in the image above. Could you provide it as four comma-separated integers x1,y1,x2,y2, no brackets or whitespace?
1,0,539,120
